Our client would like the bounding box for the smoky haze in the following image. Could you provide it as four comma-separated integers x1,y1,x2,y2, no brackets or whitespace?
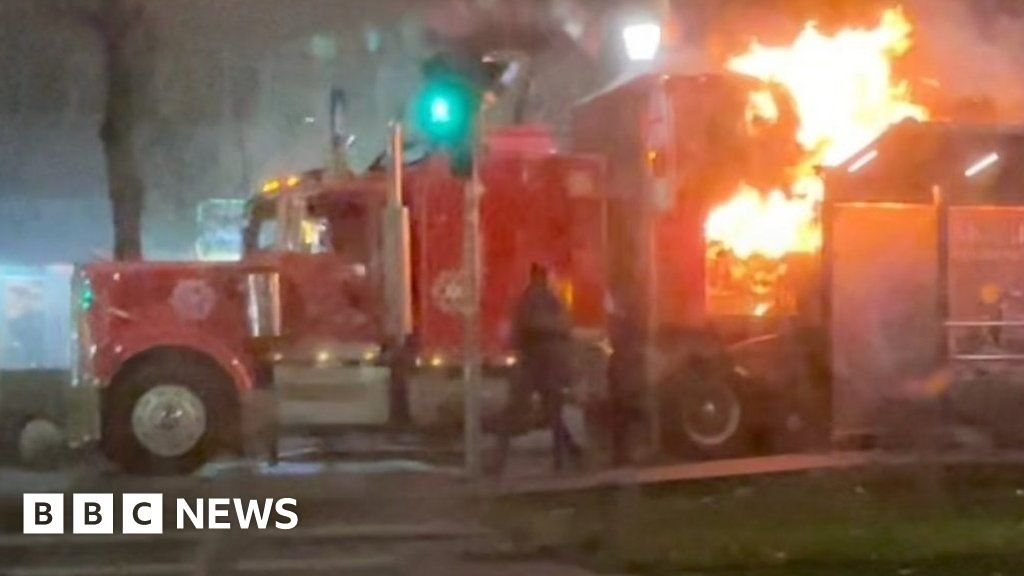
907,0,1024,120
4,0,1024,264
0,0,604,264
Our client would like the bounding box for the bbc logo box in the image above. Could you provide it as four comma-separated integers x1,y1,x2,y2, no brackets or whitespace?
24,493,163,535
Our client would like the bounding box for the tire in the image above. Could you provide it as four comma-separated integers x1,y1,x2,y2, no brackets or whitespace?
18,418,65,470
660,363,751,459
103,356,237,475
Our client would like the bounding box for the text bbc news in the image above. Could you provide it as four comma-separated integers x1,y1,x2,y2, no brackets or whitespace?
23,494,299,534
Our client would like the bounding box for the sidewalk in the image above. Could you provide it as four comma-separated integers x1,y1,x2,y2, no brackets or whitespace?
492,449,1024,495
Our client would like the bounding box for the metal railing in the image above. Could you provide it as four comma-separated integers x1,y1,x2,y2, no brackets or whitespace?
946,319,1024,361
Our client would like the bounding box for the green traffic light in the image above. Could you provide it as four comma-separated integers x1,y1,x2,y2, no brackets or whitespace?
415,75,478,146
429,97,452,124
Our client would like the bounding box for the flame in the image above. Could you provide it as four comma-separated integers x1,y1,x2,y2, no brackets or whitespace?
707,7,928,264
706,184,819,259
728,7,926,167
745,88,780,127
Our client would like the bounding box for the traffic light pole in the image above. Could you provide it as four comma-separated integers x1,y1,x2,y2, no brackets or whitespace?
413,53,503,477
462,164,483,477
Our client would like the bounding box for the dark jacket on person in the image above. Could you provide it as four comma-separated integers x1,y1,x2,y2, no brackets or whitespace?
512,281,571,351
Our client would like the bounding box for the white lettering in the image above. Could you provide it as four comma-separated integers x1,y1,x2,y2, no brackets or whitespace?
233,499,274,530
208,498,231,529
176,499,203,530
274,498,298,530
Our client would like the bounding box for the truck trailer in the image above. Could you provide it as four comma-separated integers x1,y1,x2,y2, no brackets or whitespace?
577,72,1024,455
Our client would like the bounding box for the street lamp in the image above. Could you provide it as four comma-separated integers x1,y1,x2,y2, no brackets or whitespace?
622,22,662,62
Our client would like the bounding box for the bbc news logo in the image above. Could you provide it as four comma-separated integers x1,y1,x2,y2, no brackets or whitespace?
24,494,298,534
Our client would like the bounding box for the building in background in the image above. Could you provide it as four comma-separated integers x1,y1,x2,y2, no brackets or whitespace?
0,265,71,370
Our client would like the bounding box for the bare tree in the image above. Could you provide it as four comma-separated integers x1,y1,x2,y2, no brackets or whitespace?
63,0,150,260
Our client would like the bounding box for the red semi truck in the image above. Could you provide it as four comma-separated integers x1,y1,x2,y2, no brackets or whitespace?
64,70,823,474
65,125,607,473
65,70,1024,474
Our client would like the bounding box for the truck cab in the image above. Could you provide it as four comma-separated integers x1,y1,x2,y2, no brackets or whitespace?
243,172,395,429
246,171,386,343
68,130,607,474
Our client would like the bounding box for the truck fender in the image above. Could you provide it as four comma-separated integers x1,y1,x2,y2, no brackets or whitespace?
727,330,829,396
727,331,830,448
97,330,256,394
655,333,796,457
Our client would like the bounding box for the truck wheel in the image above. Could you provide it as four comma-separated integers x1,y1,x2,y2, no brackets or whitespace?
661,369,750,459
103,358,237,475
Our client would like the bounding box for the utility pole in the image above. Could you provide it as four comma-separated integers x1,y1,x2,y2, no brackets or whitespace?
460,54,522,477
384,121,412,338
462,141,484,477
411,51,512,477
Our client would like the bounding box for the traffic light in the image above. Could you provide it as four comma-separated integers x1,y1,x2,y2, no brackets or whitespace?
413,55,485,177
415,75,478,146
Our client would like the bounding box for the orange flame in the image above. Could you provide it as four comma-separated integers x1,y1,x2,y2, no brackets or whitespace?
706,184,819,260
708,7,928,259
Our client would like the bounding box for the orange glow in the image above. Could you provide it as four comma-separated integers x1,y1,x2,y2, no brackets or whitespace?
261,179,281,194
707,7,928,263
706,184,819,259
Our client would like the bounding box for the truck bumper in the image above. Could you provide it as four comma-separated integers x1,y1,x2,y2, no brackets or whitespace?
65,380,101,449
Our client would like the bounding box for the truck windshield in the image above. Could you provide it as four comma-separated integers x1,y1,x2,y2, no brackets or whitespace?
242,200,278,254
298,216,330,254
243,198,331,255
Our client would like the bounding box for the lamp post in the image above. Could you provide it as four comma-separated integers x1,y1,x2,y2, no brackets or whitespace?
622,22,662,62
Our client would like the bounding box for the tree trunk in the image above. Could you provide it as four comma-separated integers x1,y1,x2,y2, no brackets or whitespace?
102,123,144,261
97,0,144,260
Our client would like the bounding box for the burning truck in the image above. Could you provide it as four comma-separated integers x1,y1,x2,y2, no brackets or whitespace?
573,7,938,455
63,7,1024,473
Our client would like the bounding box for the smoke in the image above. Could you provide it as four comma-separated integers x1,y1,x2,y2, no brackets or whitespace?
904,0,1024,121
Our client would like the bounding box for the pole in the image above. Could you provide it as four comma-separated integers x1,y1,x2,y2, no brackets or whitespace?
384,121,412,339
389,122,404,207
329,88,352,180
462,150,483,477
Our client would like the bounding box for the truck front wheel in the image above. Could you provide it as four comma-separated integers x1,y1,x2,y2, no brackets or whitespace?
103,358,237,475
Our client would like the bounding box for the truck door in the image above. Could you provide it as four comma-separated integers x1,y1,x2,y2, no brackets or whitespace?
280,194,381,344
275,190,390,427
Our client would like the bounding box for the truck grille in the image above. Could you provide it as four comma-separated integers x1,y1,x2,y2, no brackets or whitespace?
66,267,100,446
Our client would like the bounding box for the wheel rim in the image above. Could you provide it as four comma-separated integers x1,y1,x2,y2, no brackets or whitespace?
131,384,207,458
682,384,741,447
